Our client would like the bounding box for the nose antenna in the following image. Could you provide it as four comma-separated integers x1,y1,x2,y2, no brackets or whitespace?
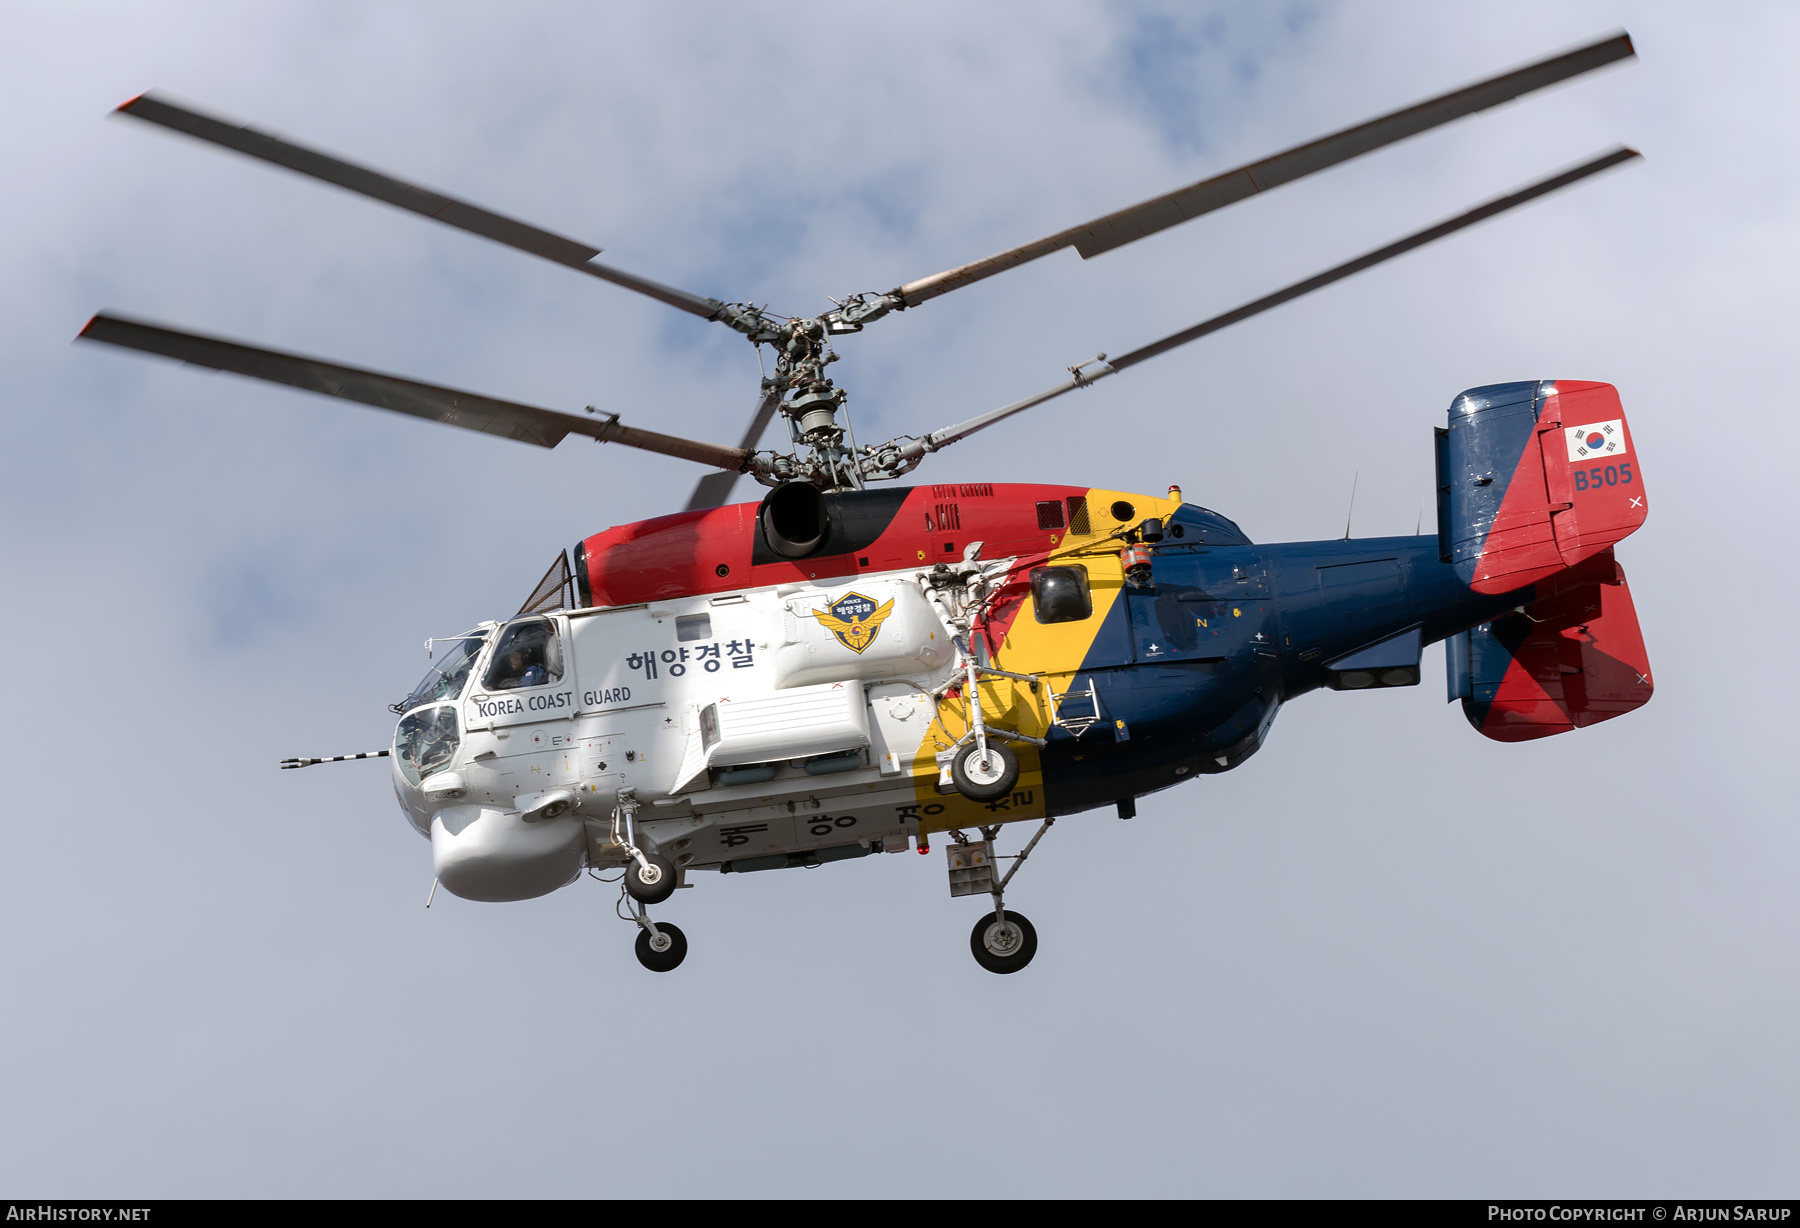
280,750,391,769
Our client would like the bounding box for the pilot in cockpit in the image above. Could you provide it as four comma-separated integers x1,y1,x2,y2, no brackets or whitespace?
494,648,547,690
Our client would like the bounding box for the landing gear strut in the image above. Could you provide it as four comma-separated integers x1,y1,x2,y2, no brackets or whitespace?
613,789,677,906
617,890,687,972
634,911,688,972
611,788,686,970
938,633,1040,803
953,817,1055,975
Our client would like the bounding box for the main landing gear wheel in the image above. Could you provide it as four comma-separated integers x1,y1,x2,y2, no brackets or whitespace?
970,910,1037,974
634,921,687,972
951,741,1019,802
624,852,678,906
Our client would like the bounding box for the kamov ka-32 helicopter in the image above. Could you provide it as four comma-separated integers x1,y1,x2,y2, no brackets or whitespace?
81,33,1653,973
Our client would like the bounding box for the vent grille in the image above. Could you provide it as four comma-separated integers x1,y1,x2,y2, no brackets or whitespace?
1065,496,1091,535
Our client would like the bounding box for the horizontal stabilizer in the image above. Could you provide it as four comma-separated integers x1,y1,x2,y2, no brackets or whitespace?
1438,381,1647,595
1324,626,1422,690
1447,550,1652,742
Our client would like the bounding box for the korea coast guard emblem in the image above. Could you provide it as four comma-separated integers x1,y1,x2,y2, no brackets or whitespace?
812,591,896,655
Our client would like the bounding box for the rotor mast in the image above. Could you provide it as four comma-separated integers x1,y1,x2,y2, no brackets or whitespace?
708,292,903,493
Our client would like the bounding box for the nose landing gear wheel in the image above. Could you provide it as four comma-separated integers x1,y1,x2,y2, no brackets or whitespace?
951,741,1019,802
624,851,678,905
634,921,688,972
970,910,1037,974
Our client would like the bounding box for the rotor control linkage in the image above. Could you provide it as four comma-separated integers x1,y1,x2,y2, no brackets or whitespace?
279,750,390,769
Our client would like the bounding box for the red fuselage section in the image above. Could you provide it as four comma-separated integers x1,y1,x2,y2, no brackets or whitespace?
576,483,1091,608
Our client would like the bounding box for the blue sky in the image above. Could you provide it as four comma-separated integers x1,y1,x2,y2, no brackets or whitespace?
2,0,1796,1196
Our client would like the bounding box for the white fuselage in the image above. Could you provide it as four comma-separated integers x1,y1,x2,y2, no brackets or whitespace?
393,568,986,902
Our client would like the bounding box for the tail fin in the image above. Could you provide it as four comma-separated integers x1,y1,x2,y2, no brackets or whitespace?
1446,549,1653,742
1437,381,1647,594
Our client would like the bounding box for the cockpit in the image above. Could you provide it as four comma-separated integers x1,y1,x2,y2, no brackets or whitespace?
394,704,460,786
481,618,563,691
396,630,490,713
392,628,491,790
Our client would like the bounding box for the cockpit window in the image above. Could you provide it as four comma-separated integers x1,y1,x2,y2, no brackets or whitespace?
395,704,461,786
482,618,564,691
401,632,487,712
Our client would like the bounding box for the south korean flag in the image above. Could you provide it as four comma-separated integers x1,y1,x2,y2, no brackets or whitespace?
1565,419,1628,461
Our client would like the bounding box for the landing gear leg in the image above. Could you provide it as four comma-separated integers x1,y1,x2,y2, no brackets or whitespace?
967,817,1055,975
612,789,676,906
608,788,686,971
941,637,1039,802
625,893,687,973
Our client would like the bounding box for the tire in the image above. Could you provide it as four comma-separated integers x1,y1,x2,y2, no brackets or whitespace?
623,852,678,905
969,910,1037,974
634,921,687,972
950,741,1019,802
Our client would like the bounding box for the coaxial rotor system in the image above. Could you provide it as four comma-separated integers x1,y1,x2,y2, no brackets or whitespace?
81,33,1639,510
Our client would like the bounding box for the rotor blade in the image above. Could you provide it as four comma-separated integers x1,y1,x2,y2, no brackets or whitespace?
1105,146,1641,372
913,146,1641,455
683,385,785,511
896,32,1634,308
115,93,728,321
77,313,747,470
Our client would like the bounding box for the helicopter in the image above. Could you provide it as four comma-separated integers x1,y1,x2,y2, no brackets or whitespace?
79,32,1652,973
